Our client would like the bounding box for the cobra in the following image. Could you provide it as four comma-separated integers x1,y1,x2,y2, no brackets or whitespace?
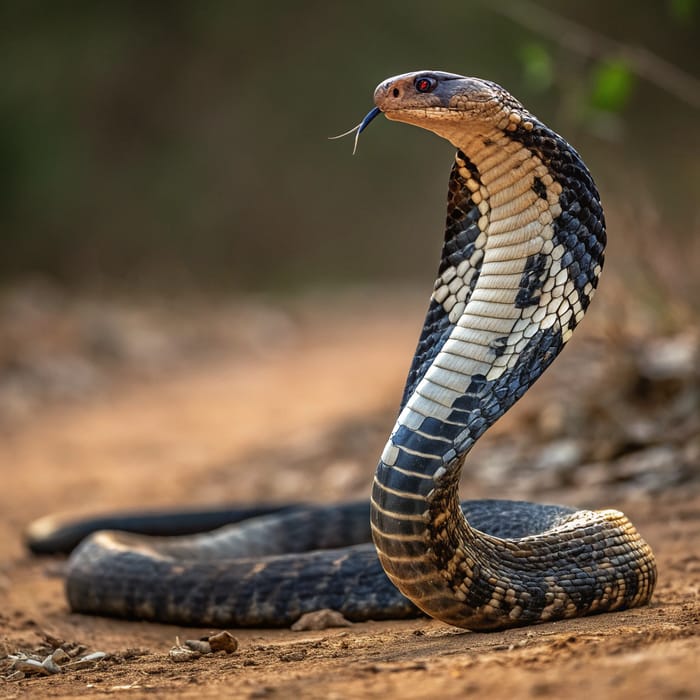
27,71,656,630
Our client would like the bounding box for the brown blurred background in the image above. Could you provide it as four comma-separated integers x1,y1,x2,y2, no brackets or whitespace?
1,0,698,302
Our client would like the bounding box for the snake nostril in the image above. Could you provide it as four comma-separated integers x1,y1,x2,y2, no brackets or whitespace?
392,87,400,98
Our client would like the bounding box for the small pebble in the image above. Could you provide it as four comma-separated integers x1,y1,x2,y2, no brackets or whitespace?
51,648,71,664
169,646,202,663
208,631,239,653
43,634,65,649
184,640,212,654
11,657,51,676
66,644,88,658
291,609,352,631
41,655,62,674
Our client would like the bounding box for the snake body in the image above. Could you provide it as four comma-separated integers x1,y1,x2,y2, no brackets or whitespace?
38,71,657,629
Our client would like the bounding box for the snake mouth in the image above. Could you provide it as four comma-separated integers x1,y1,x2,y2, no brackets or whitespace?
379,106,470,128
353,104,467,140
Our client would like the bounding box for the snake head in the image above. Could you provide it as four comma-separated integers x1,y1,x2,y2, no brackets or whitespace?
373,71,522,146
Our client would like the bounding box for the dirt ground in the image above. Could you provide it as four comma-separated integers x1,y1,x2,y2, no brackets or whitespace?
0,289,698,699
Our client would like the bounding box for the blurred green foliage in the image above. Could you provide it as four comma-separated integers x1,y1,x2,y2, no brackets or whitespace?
590,60,635,112
670,0,698,22
0,1,698,294
519,43,554,92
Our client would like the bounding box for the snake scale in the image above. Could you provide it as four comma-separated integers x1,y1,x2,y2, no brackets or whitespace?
28,71,656,630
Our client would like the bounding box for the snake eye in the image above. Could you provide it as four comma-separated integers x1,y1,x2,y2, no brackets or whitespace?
414,76,438,93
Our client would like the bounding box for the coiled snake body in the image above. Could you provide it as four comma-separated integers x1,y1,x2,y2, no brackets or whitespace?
29,71,656,630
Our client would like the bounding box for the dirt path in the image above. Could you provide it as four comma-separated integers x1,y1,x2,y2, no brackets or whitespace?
1,294,698,699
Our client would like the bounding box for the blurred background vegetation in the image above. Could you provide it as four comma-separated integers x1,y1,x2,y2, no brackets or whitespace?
1,0,698,307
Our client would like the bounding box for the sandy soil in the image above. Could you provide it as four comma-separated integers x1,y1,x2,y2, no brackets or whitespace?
1,292,698,699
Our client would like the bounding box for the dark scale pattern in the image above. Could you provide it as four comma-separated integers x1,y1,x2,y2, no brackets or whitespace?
489,335,509,357
533,176,547,199
515,252,549,309
438,158,484,275
399,299,454,410
67,538,418,626
554,184,606,326
454,329,562,448
509,118,606,322
383,327,567,552
456,149,479,178
381,328,567,517
400,155,486,410
393,424,450,457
